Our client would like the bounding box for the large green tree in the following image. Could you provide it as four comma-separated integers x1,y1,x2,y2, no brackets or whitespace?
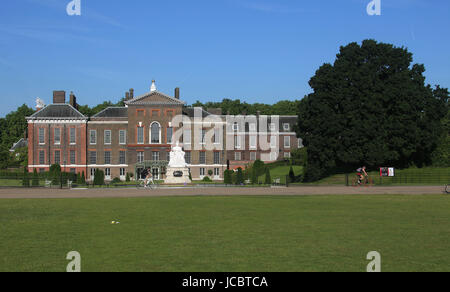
297,40,448,181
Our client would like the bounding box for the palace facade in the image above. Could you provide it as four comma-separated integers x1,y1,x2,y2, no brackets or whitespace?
26,81,302,181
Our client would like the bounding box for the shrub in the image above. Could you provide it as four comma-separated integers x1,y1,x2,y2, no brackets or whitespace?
236,167,244,185
49,164,61,185
224,169,233,184
32,169,39,187
264,168,272,185
202,176,212,182
22,168,30,187
111,177,121,184
289,166,295,183
126,172,130,182
93,169,105,186
208,169,213,177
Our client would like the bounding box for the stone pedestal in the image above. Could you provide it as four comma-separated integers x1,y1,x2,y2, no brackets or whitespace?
164,167,191,184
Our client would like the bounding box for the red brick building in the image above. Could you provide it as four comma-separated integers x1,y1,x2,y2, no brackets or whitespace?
27,81,302,181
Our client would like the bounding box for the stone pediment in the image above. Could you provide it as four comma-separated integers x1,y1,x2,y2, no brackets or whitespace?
125,91,185,106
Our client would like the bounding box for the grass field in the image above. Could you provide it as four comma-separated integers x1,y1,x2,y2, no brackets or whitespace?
1,194,450,272
258,165,304,184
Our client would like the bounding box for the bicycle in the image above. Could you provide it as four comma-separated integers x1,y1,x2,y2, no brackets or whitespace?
351,174,374,187
136,179,158,190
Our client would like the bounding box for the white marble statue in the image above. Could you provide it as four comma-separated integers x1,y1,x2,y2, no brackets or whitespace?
168,142,186,168
36,97,45,109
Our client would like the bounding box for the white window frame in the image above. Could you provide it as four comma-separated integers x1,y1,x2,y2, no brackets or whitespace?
284,152,291,159
119,130,127,145
284,136,291,148
54,128,61,145
137,127,144,144
39,128,45,145
298,138,304,148
105,168,111,179
270,135,277,148
70,150,76,165
104,151,111,165
90,130,97,145
249,135,257,149
214,168,220,179
269,123,276,132
183,129,191,144
234,135,241,149
200,168,205,178
235,152,241,161
152,151,160,161
69,128,76,145
150,122,161,144
283,123,290,131
137,152,144,163
199,152,206,164
250,152,257,161
104,130,112,145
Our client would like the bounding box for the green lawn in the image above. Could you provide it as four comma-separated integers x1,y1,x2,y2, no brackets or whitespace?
1,194,450,272
258,165,304,184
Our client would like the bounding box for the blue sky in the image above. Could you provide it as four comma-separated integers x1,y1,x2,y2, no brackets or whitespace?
0,0,449,117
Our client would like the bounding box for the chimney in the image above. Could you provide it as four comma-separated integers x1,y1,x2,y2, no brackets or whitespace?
53,90,66,104
130,88,134,99
174,87,180,99
125,92,130,101
69,92,77,109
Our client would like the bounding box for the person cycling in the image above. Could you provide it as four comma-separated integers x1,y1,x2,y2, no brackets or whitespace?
356,166,368,185
144,168,153,188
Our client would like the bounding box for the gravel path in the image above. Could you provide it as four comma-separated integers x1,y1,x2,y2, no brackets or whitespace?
0,185,445,199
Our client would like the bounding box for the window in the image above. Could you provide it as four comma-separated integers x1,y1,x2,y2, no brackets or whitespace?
214,168,220,176
70,150,76,165
70,128,76,144
137,127,144,144
270,151,278,161
214,152,220,164
89,151,97,165
105,168,111,177
234,135,241,149
185,152,191,164
152,151,160,161
250,152,257,161
119,151,126,165
284,136,291,148
54,150,60,165
284,152,291,159
137,152,144,163
151,123,160,144
166,152,170,162
90,168,95,179
39,128,45,144
201,129,206,144
269,123,276,131
213,129,220,144
120,168,126,177
200,168,205,176
70,168,76,174
119,130,126,145
184,129,191,144
104,151,111,165
54,128,61,145
199,152,206,164
90,130,97,145
250,135,257,149
167,127,173,144
104,130,112,145
298,138,304,148
39,150,45,164
233,122,239,131
270,135,277,148
235,152,241,161
283,123,290,131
